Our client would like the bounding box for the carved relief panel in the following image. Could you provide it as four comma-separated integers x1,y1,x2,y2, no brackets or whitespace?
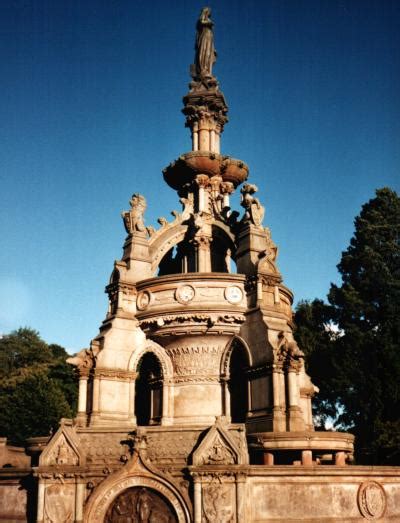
202,479,235,523
44,484,75,523
105,486,178,523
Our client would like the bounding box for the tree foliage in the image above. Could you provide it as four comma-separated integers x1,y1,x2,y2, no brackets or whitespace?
295,188,400,464
0,328,78,446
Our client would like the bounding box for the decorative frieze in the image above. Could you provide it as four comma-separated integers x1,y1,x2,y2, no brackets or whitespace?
93,368,137,381
166,345,224,376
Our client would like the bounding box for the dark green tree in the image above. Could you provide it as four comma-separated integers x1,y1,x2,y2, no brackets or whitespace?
295,188,400,464
0,328,78,446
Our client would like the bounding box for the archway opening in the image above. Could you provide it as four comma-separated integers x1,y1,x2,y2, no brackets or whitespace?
105,486,178,523
228,341,249,423
211,225,237,273
135,353,163,426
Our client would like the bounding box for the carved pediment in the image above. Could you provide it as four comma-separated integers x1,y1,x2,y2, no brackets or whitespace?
39,421,82,467
192,417,248,466
83,430,192,523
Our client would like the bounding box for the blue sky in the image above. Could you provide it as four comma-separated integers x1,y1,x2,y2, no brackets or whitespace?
1,0,399,352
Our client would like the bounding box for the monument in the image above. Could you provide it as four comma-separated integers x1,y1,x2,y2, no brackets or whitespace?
1,8,400,523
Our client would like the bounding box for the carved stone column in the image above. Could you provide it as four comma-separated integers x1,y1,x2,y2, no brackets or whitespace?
272,364,286,431
195,175,209,212
77,370,88,421
236,473,247,522
91,375,100,419
161,380,173,425
194,236,212,272
192,121,199,150
75,480,85,523
287,368,298,407
221,376,231,419
221,181,234,209
129,374,137,425
193,474,202,523
36,479,45,523
287,364,304,431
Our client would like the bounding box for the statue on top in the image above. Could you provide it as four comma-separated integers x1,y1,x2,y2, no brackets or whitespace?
122,193,147,235
194,7,217,78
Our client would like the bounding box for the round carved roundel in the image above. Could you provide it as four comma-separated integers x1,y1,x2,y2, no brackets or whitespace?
175,285,195,304
357,481,387,520
224,285,243,304
137,291,152,311
105,486,178,523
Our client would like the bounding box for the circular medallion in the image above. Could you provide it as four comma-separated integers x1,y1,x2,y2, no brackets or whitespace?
224,285,243,304
136,290,151,311
175,285,195,304
357,481,386,520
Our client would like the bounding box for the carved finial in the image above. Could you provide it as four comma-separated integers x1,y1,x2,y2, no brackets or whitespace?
122,194,147,234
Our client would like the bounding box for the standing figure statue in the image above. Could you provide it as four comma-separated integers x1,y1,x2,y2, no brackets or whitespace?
195,7,216,78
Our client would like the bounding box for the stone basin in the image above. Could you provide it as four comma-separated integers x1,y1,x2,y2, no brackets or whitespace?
163,151,249,190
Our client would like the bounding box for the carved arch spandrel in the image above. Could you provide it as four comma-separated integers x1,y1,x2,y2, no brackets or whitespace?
128,340,173,379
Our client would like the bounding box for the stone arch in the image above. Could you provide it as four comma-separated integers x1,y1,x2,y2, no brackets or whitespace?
149,224,188,275
211,222,237,273
83,469,190,523
220,336,252,377
212,219,236,246
128,341,173,425
128,340,173,379
220,336,252,423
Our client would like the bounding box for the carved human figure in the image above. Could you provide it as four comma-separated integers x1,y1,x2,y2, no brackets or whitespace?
109,494,132,523
195,7,216,77
240,183,265,226
137,488,152,522
122,193,147,234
